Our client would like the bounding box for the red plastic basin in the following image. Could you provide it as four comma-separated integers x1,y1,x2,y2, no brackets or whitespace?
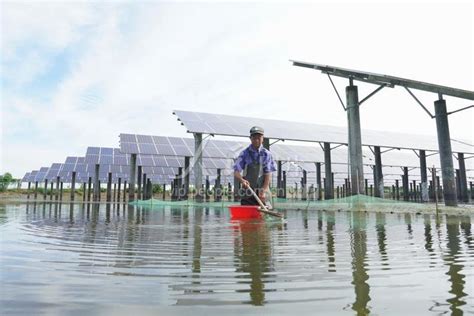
228,205,262,219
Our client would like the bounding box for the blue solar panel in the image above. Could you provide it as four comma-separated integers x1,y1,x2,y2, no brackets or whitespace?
156,144,175,156
120,134,136,142
137,134,154,143
138,143,158,155
87,147,100,155
101,148,113,155
152,136,169,145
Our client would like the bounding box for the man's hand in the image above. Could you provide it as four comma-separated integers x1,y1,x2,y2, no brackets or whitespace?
241,179,250,189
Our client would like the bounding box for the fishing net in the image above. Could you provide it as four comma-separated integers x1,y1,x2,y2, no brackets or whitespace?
130,194,473,215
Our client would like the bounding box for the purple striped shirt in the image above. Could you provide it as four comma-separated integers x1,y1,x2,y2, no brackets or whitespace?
233,145,276,174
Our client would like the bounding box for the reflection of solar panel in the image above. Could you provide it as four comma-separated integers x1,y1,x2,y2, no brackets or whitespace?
173,110,473,153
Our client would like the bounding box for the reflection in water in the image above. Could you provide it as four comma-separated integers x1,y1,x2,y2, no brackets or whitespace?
404,213,413,239
1,203,473,314
326,211,336,272
233,220,273,306
423,214,436,268
375,212,389,269
444,215,467,315
349,212,371,315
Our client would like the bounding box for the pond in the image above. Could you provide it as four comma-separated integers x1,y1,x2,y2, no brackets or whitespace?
1,202,473,315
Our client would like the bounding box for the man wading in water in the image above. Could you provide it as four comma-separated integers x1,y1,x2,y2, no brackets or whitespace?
233,126,276,206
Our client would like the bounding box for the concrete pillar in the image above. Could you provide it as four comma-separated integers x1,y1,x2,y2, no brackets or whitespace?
277,161,282,198
419,150,429,202
106,172,112,202
302,170,307,201
215,168,222,202
113,183,116,202
205,175,210,202
458,153,468,203
27,182,31,199
123,181,127,203
70,172,76,201
456,170,461,201
82,183,86,202
324,142,333,199
392,185,395,199
412,180,417,202
370,185,373,196
470,182,473,201
93,164,100,202
43,179,48,200
56,177,60,201
365,178,369,195
194,133,203,202
374,146,384,198
98,180,101,202
316,162,322,200
137,166,142,200
59,182,63,201
429,181,434,201
346,84,365,195
117,178,121,202
184,156,190,200
162,183,166,200
395,179,400,200
434,98,457,206
171,179,176,201
283,171,287,198
87,177,92,202
50,182,54,201
142,173,147,200
129,154,137,201
147,179,152,199
34,181,38,199
403,167,409,201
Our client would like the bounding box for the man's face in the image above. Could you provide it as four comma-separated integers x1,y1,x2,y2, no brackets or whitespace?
250,134,263,148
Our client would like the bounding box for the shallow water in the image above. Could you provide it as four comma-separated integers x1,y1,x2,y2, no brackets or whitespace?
0,202,473,315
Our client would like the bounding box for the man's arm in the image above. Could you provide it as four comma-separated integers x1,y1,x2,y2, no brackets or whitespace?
258,173,271,202
234,170,250,188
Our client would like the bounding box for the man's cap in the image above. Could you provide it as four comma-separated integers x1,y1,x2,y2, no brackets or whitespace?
250,126,264,135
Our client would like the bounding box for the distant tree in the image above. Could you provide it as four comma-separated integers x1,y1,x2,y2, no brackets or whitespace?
0,173,14,191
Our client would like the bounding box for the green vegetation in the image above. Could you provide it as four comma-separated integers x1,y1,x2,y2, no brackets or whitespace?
0,173,16,192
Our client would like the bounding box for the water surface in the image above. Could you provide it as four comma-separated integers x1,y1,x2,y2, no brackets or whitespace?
0,202,473,315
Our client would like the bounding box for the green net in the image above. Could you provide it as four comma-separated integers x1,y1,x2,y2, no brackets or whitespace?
130,194,473,215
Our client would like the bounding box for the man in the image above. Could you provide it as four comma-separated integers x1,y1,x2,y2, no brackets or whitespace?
233,126,276,205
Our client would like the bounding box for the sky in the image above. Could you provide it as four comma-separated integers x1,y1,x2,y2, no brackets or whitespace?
1,1,473,178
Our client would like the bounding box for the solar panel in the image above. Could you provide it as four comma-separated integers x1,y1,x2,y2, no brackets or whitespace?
22,172,30,182
34,167,49,182
173,110,473,154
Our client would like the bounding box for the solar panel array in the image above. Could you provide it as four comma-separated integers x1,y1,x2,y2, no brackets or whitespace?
173,110,474,154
